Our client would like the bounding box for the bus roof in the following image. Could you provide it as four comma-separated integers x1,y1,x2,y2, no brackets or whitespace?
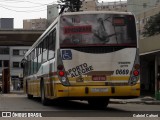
61,11,134,16
23,11,134,59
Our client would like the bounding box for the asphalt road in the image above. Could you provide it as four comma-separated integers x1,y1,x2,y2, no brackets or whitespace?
0,92,160,119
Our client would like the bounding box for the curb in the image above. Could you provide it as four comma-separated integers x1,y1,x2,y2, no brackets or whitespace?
144,101,160,105
109,101,127,104
110,99,160,105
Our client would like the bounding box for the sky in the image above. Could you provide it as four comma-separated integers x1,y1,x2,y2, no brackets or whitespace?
0,0,126,28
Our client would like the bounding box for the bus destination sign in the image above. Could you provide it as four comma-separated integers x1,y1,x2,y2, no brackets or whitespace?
64,25,92,34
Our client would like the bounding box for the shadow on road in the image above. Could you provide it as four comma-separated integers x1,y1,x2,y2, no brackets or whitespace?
28,97,133,117
31,97,128,112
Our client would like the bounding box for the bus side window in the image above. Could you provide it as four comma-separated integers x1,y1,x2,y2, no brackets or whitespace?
31,50,35,75
28,54,31,75
37,43,42,71
42,37,48,63
48,29,56,60
33,48,37,74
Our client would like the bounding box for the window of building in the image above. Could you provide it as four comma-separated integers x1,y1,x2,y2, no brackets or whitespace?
13,49,27,56
4,60,9,67
0,48,9,54
13,49,19,55
143,3,147,8
13,62,20,68
19,49,27,56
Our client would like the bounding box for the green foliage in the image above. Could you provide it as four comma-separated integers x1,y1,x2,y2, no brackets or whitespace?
143,12,160,37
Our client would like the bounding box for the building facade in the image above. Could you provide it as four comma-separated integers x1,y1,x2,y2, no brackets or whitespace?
139,33,160,99
126,0,160,39
23,18,47,30
47,4,59,27
96,0,127,11
136,4,160,39
127,0,159,15
0,18,14,29
127,0,160,99
0,46,29,90
0,30,43,90
80,0,127,12
80,0,96,11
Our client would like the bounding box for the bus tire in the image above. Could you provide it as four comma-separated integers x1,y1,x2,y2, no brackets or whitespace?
27,94,33,99
88,98,109,108
40,80,49,106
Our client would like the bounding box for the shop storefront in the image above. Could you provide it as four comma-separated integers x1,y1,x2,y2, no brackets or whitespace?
139,34,160,100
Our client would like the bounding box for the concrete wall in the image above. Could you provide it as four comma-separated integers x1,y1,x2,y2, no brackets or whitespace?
23,18,47,30
139,34,160,55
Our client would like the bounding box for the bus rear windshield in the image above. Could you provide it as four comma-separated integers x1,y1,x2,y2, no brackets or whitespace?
60,13,137,47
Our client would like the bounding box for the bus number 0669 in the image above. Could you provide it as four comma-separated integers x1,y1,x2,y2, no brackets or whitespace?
116,69,129,75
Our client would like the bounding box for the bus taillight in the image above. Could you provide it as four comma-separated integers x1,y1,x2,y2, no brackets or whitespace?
133,70,139,76
59,71,65,77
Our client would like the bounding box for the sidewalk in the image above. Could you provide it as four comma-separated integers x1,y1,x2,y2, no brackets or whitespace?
110,96,160,105
0,90,26,97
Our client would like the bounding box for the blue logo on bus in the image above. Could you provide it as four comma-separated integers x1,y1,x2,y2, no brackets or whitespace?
62,50,72,60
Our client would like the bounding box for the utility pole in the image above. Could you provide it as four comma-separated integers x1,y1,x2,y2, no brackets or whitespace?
59,0,82,14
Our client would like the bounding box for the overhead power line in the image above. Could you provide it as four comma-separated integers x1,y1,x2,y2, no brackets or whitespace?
0,1,59,13
0,0,56,5
0,2,54,8
0,4,59,13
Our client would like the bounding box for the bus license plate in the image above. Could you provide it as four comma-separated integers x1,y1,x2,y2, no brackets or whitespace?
92,75,106,81
91,88,108,92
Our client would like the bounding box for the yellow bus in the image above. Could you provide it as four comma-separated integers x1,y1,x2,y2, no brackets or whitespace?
21,11,140,108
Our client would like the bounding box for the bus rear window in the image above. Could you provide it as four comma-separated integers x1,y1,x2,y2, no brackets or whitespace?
60,13,137,47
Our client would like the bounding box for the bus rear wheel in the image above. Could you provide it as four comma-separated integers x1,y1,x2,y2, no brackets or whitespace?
88,98,109,108
27,94,33,99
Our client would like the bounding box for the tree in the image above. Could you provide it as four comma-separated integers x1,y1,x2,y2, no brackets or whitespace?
143,12,160,37
59,0,82,13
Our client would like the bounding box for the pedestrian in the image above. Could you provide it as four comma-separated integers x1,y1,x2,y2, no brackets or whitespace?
17,83,20,90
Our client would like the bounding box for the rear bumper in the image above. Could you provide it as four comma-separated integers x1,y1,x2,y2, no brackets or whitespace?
54,83,140,99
